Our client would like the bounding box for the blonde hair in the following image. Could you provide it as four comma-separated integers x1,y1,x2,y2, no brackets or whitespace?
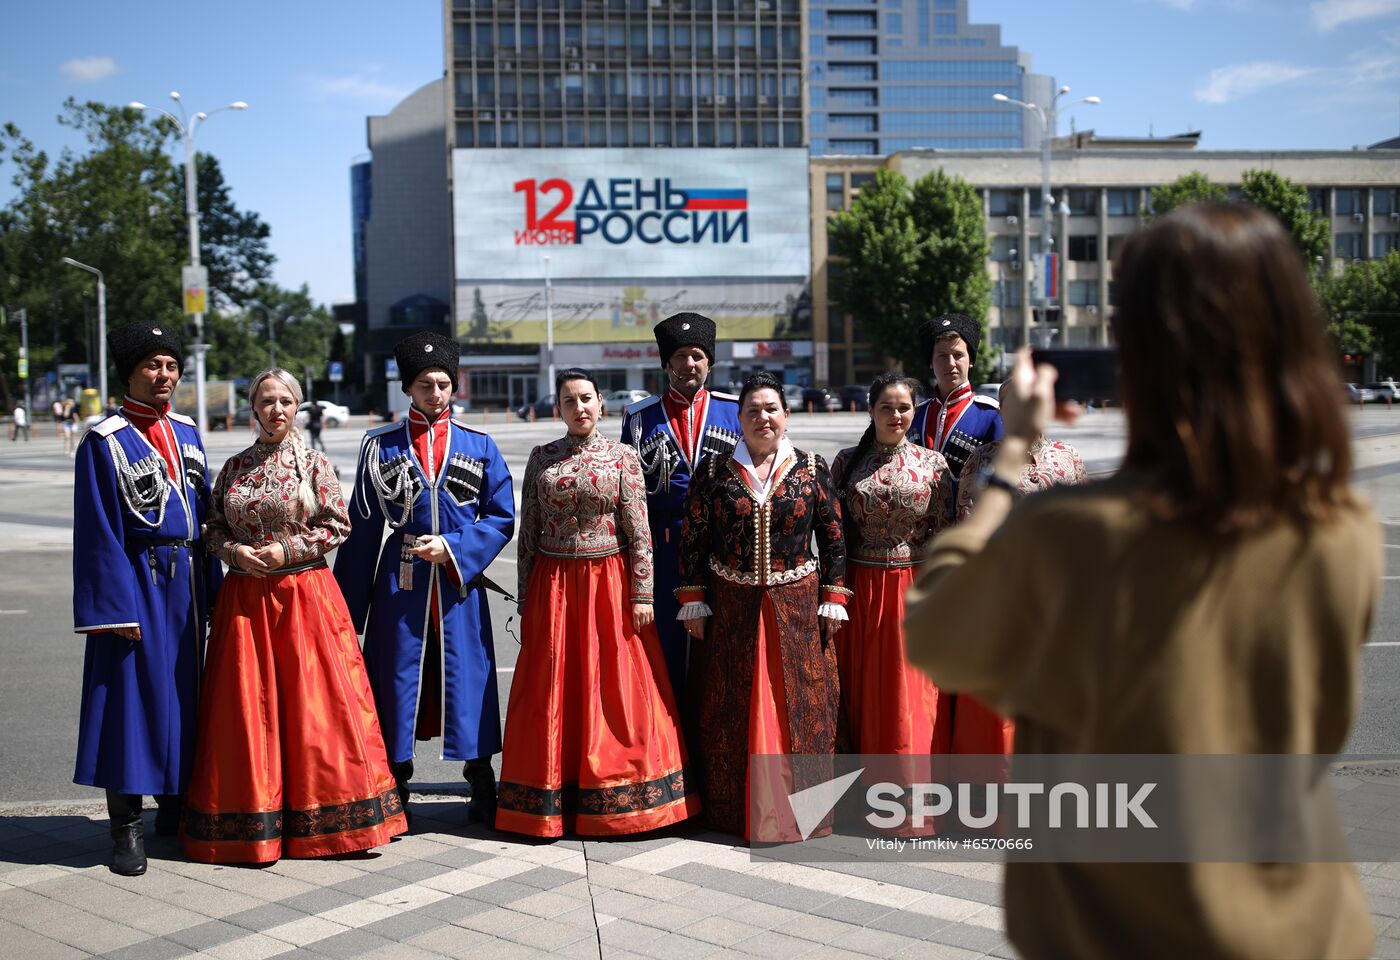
249,367,318,516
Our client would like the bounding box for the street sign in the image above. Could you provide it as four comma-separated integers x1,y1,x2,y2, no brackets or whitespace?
385,358,400,380
328,361,344,383
182,265,208,314
17,356,27,378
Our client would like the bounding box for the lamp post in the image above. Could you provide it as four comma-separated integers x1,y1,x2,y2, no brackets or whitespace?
61,257,107,404
994,86,1099,348
128,92,248,433
543,254,556,399
242,299,279,367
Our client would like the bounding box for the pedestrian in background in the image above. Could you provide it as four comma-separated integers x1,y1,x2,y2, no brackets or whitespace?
61,399,79,456
905,203,1380,959
304,399,325,451
71,324,221,876
498,368,697,837
831,372,952,757
10,400,29,441
183,368,405,864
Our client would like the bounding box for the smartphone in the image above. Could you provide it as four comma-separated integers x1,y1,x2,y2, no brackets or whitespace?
1030,348,1118,403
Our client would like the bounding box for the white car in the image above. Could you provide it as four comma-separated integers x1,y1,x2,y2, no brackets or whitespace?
606,389,650,410
296,400,351,427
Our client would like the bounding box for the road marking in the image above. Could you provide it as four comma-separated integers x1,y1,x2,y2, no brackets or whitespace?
0,610,28,615
496,667,515,673
1366,642,1400,648
1385,576,1400,581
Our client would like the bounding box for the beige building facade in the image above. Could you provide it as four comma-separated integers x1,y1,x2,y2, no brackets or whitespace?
811,146,1400,386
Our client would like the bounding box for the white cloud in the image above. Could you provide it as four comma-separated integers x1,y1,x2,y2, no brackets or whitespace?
310,73,410,105
59,56,119,83
1310,0,1400,31
1193,61,1316,103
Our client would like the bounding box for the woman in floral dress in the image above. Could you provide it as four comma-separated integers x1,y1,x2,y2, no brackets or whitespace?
182,368,405,863
497,369,698,837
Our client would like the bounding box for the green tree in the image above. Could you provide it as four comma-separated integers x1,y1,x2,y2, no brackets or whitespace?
1240,169,1330,265
829,168,993,383
1320,253,1400,371
1146,172,1227,220
0,99,275,392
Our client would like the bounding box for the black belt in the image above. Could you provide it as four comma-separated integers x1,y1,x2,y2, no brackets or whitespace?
140,538,197,583
142,537,196,548
228,557,327,577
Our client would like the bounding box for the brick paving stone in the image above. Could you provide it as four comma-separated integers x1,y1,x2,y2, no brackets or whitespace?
589,889,651,917
196,867,317,902
467,877,538,907
809,897,897,927
418,846,493,869
723,900,809,931
631,932,723,960
198,932,303,960
899,892,987,924
889,943,982,960
577,843,639,864
934,877,1002,907
597,918,669,948
550,936,605,959
513,889,592,919
669,888,749,917
165,919,253,950
988,939,1019,959
829,926,925,958
317,900,402,930
676,915,767,947
378,860,456,884
96,937,194,960
329,873,406,899
799,947,877,960
1372,894,1400,919
503,918,595,951
357,944,445,960
411,895,494,924
514,865,588,890
262,915,354,947
366,881,452,912
416,868,497,897
279,888,363,916
864,909,945,941
468,941,551,960
775,913,865,944
924,921,1005,954
225,903,310,933
303,928,399,959
556,904,602,930
358,909,452,943
731,929,820,959
550,878,594,900
586,864,658,891
962,905,1004,933
469,857,539,880
263,860,368,887
0,916,88,960
126,902,219,937
405,924,495,958
457,906,537,937
619,898,706,932
44,911,149,955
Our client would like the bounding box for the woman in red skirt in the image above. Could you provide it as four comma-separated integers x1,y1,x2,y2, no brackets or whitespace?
182,369,405,863
831,374,953,758
497,369,698,838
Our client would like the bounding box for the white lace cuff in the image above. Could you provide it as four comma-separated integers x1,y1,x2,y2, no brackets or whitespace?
817,603,849,622
677,601,712,620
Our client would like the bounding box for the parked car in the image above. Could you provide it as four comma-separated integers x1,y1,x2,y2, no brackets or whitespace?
840,385,869,412
1365,382,1400,404
782,384,804,409
296,400,350,427
517,394,556,420
606,389,650,411
1343,383,1376,404
800,387,842,413
974,382,1004,402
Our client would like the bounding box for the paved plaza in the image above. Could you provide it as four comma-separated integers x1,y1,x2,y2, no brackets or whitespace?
4,409,1400,958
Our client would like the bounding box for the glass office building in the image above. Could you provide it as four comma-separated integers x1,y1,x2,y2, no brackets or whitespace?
447,0,807,150
808,0,1050,155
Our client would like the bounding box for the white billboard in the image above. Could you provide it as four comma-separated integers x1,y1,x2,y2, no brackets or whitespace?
452,148,811,281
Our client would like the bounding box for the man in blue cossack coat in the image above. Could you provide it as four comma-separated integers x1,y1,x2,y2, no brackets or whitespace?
908,313,1004,495
334,332,515,824
619,312,740,699
73,323,222,876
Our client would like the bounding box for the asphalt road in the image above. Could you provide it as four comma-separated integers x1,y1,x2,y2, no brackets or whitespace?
2,408,1398,804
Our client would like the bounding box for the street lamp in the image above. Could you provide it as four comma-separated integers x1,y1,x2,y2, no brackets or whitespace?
128,92,248,433
993,86,1100,347
61,257,107,404
543,254,556,400
242,299,280,368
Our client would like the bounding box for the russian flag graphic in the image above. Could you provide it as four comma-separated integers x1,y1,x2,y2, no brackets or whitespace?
683,189,749,211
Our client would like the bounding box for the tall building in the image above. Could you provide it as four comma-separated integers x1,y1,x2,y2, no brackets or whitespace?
445,0,807,151
808,0,1051,156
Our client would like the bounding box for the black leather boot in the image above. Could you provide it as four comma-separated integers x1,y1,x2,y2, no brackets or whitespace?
153,794,182,837
391,760,414,830
464,761,496,825
106,791,147,877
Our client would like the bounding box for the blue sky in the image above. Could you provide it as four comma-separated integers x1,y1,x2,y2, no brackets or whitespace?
3,0,1398,307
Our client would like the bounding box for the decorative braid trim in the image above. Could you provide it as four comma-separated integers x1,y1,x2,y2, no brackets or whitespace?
182,787,404,843
709,555,817,587
498,768,694,819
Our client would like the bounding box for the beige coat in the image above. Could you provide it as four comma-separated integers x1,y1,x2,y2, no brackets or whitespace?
905,474,1382,960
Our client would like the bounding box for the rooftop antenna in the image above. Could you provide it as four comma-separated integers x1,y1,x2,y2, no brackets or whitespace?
1148,121,1154,138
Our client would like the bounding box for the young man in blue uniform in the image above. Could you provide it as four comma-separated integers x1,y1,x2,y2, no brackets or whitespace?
334,332,515,824
72,323,222,875
619,312,740,698
908,313,1004,490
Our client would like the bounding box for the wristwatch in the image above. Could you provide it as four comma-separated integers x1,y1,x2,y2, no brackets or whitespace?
983,472,1017,495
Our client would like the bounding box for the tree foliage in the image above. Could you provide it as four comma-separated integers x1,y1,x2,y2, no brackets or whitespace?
1146,172,1227,219
0,98,279,399
1319,253,1400,371
828,168,993,383
1147,168,1328,265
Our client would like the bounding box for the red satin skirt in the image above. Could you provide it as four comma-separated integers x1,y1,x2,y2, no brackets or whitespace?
744,594,806,844
181,565,407,863
497,553,700,837
935,694,1016,755
838,564,942,755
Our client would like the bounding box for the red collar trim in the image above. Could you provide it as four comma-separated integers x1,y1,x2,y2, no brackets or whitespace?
408,406,449,428
121,396,168,419
664,386,707,411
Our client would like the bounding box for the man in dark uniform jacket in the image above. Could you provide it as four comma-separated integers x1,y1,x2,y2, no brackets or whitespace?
907,313,1004,494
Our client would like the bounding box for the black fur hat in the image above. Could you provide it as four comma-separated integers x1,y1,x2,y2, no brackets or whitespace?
108,322,184,384
917,313,980,370
653,312,716,367
394,332,460,392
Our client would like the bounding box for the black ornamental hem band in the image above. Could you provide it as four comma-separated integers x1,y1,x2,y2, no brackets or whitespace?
498,767,694,818
182,787,404,842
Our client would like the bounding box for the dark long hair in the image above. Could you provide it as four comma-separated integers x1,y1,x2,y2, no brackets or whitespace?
1114,202,1353,531
841,373,923,521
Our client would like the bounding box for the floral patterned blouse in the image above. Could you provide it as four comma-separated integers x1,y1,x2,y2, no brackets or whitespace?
517,431,654,603
831,438,952,568
205,438,350,568
956,437,1089,522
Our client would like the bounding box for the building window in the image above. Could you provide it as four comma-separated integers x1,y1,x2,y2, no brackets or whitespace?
1106,234,1127,261
499,121,519,147
1375,189,1399,216
1375,233,1400,257
762,121,779,147
826,173,845,211
885,12,903,31
934,13,956,33
1335,190,1362,216
676,122,694,147
1308,188,1328,214
1067,235,1099,261
1105,189,1139,217
456,122,474,147
960,37,985,46
988,189,1020,217
990,235,1020,261
783,121,802,146
830,88,877,106
589,120,606,146
830,114,877,132
850,172,876,191
993,280,1022,308
828,63,877,82
828,37,877,56
1335,233,1364,259
719,120,737,147
831,139,877,154
1067,189,1098,217
1067,281,1098,306
829,11,877,28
